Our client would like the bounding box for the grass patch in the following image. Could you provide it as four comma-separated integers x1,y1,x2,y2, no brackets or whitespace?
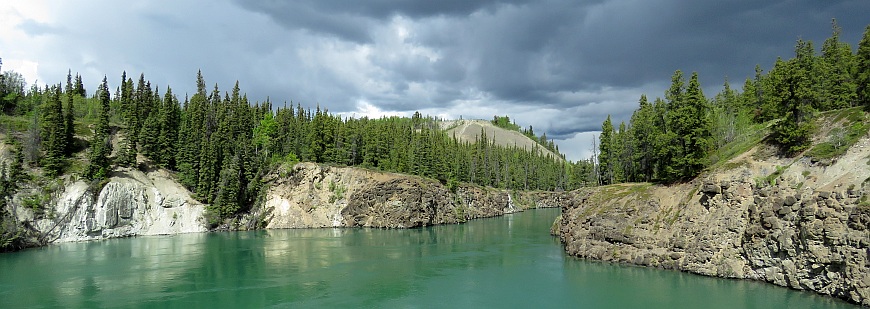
808,108,870,161
578,183,653,219
328,181,346,203
709,122,769,170
0,115,30,132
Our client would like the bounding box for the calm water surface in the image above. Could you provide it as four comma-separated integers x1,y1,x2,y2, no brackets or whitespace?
0,208,858,308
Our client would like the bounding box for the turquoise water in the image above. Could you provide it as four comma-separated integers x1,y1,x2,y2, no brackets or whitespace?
0,208,858,308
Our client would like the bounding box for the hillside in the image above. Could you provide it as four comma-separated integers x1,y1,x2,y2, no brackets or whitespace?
440,119,562,160
556,108,870,306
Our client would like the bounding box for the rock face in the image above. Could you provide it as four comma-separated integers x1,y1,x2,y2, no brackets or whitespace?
559,174,870,305
11,168,206,243
259,162,561,229
5,162,559,246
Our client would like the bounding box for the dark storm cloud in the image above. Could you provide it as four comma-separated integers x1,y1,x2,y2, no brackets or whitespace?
236,0,538,42
235,0,870,114
4,0,869,161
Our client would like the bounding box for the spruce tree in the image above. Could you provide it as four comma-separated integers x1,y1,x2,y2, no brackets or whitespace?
40,84,65,176
598,115,615,185
773,39,817,155
857,25,870,108
629,94,654,182
820,19,857,109
74,74,86,97
63,70,76,155
680,72,712,178
658,70,688,182
84,77,112,180
115,131,136,168
211,154,241,222
158,87,180,168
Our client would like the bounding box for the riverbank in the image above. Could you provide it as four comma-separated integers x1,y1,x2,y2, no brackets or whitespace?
1,162,564,249
0,208,855,308
556,135,870,306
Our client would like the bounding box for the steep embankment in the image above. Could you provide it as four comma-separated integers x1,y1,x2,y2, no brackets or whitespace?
10,168,206,243
2,161,564,248
557,136,870,305
254,162,565,229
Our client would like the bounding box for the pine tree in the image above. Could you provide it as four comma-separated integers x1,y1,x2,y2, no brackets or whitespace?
658,70,689,182
84,77,112,180
211,153,241,222
773,39,817,154
176,77,208,189
629,94,654,182
40,84,66,176
157,87,180,168
820,19,856,109
857,25,870,108
120,72,137,148
598,115,615,185
679,72,712,178
616,121,629,182
63,70,76,155
73,73,86,97
115,131,136,168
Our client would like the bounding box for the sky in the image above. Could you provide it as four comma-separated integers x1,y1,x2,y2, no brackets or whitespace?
1,1,869,161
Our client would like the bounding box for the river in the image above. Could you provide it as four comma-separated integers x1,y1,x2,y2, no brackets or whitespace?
0,208,858,308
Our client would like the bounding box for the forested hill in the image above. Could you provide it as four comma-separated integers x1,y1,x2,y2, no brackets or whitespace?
0,67,592,226
593,21,870,185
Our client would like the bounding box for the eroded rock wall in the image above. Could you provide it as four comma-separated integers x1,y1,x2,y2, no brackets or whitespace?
10,169,206,243
259,163,562,229
558,180,870,306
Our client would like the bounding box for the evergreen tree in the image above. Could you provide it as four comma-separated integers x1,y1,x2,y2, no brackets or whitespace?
658,70,687,182
598,115,615,185
138,85,162,162
84,77,112,180
629,94,654,181
73,73,85,97
679,72,712,178
616,121,629,182
115,131,136,168
820,19,857,109
40,84,66,176
773,39,817,154
857,25,870,107
63,70,76,155
157,87,180,168
120,72,137,148
211,153,241,223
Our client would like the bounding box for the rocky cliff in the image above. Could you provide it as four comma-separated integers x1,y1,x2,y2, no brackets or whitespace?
9,168,206,244
256,162,562,229
3,161,561,247
557,139,870,306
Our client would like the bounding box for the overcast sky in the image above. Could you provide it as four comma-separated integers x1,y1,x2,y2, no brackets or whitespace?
1,1,869,161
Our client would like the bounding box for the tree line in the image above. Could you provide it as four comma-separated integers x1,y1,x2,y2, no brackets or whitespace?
596,20,870,184
0,67,588,226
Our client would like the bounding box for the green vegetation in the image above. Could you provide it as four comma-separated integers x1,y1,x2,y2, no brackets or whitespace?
594,20,870,185
807,108,870,161
328,181,346,203
0,61,584,229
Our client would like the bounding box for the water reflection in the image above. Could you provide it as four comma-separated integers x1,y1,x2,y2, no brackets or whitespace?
0,209,860,308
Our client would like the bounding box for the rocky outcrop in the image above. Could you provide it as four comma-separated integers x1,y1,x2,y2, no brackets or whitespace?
558,174,870,305
258,163,561,229
4,161,560,246
10,168,206,243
